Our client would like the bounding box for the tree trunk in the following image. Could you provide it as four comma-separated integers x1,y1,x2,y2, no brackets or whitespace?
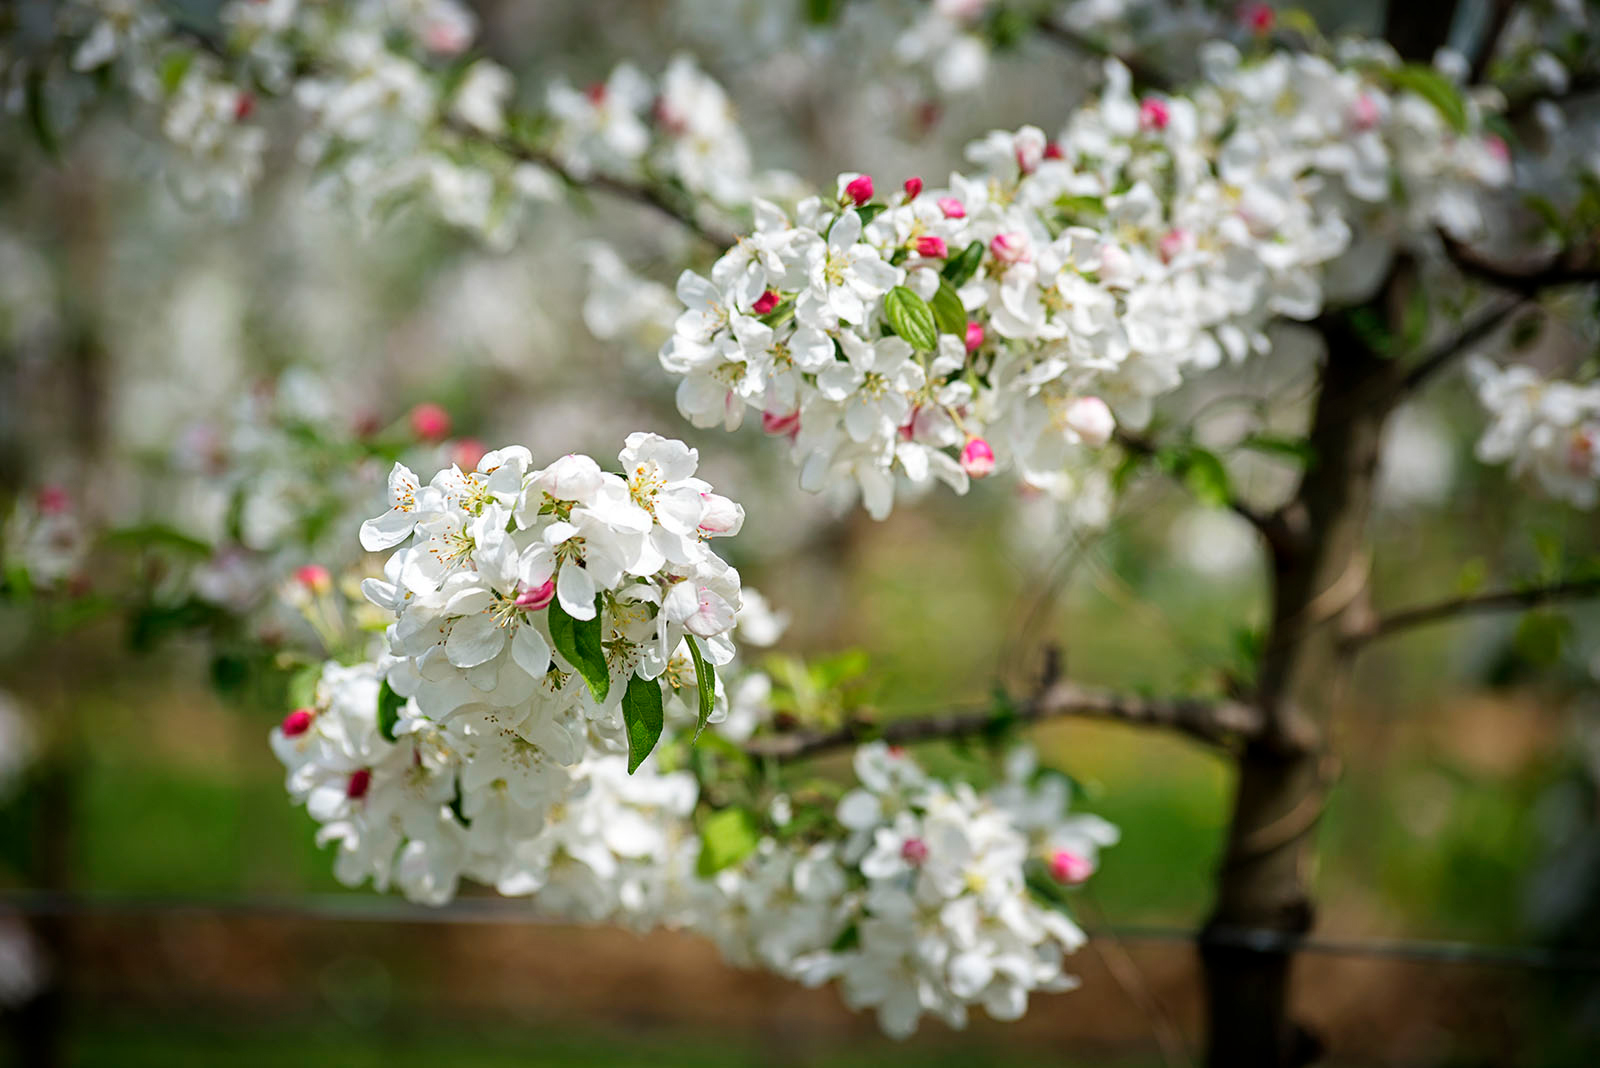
1201,315,1405,1067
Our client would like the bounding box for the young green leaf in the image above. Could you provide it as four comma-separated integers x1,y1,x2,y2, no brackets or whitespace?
1182,448,1232,508
884,285,939,351
377,678,405,743
941,241,985,287
930,279,967,337
1386,65,1469,133
622,672,665,773
547,592,611,702
685,634,717,738
696,806,760,876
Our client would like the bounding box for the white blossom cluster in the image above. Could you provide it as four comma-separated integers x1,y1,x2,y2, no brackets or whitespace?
5,1,763,239
273,654,1116,1036
1468,357,1600,509
659,43,1511,518
358,433,744,811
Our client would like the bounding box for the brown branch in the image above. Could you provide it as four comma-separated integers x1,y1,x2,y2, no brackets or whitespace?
743,681,1264,761
1443,235,1600,296
1469,0,1518,84
1034,19,1173,92
1344,577,1600,648
1114,428,1297,557
1396,297,1525,397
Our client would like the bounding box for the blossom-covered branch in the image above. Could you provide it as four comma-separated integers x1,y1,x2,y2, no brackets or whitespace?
1345,577,1600,647
745,681,1265,760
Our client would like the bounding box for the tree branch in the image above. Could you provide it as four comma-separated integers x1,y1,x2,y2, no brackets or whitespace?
1344,577,1600,647
1034,19,1174,92
1114,428,1297,556
1443,234,1600,296
1396,297,1524,397
1468,0,1518,84
743,681,1264,761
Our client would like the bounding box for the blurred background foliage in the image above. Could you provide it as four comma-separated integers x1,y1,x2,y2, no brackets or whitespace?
2,0,1600,1065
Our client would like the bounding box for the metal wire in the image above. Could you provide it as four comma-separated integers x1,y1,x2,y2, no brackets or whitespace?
5,890,1599,973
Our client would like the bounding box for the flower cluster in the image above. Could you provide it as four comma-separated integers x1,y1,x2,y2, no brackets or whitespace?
2,487,88,592
659,44,1510,517
273,655,1116,1039
1468,357,1600,509
360,433,744,791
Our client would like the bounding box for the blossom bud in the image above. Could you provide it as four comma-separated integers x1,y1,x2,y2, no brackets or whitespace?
36,486,70,515
409,403,452,442
1158,228,1189,265
1485,135,1509,162
515,579,556,611
1350,93,1380,132
989,232,1028,264
281,708,314,737
844,174,874,205
903,176,924,199
752,289,780,315
915,235,948,259
1043,141,1064,160
1242,3,1273,34
347,768,372,800
1568,428,1597,473
1139,98,1170,132
901,837,929,865
1064,396,1116,447
937,197,966,219
964,321,985,353
294,564,332,595
453,438,487,470
697,493,744,536
761,409,801,437
1049,849,1093,884
584,81,607,105
234,92,256,122
960,436,996,478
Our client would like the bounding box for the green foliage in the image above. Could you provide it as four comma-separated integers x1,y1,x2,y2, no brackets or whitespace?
376,679,404,743
547,594,610,702
764,650,873,728
929,279,967,337
884,285,938,351
685,634,716,739
941,241,985,288
695,805,759,876
622,673,664,773
1383,64,1470,133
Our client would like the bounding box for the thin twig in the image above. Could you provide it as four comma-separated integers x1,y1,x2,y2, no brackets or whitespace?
1397,297,1524,397
1443,234,1600,296
1468,0,1518,85
1113,429,1294,556
1344,577,1600,648
743,681,1264,761
1034,19,1174,92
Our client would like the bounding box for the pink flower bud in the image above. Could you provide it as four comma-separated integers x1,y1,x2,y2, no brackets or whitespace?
584,82,607,105
937,197,966,219
761,409,801,437
844,174,874,206
989,232,1028,264
1043,141,1064,160
961,436,996,478
964,321,985,353
915,235,948,258
1242,2,1273,34
294,564,332,595
1049,849,1093,884
903,176,924,199
1139,98,1170,132
1485,134,1509,162
281,708,314,737
1350,93,1380,132
347,768,372,800
1064,396,1116,447
453,438,487,471
409,403,452,442
234,92,256,122
515,579,556,611
1569,428,1597,474
1158,228,1189,265
901,837,929,865
422,18,471,55
36,486,70,515
752,289,780,315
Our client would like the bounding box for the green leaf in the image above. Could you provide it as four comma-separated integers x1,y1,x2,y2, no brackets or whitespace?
1182,448,1232,508
622,673,664,774
830,923,861,952
376,679,404,743
802,0,846,25
1386,65,1469,134
1054,194,1105,220
856,203,886,227
1513,611,1572,668
696,806,760,876
930,279,967,337
548,592,611,702
24,70,59,159
1239,434,1315,465
685,635,716,739
884,285,939,351
287,664,322,710
758,298,794,330
101,523,214,558
158,50,194,96
941,241,985,288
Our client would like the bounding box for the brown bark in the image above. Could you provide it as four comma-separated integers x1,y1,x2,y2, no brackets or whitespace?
1200,315,1406,1067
